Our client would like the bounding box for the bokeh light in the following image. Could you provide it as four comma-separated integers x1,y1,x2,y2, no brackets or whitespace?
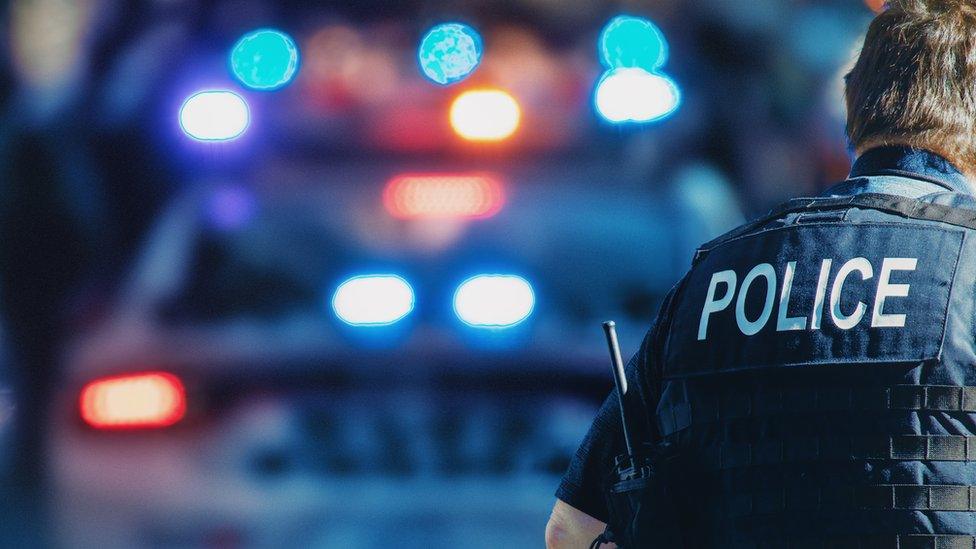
449,89,521,141
208,186,256,231
594,68,680,123
332,275,415,326
599,15,668,71
179,90,250,141
384,174,504,219
418,23,483,85
79,372,186,429
454,275,535,328
230,28,300,90
304,24,399,108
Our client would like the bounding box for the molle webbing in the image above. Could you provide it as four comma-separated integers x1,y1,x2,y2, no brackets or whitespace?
730,534,976,549
728,484,976,515
705,436,976,470
658,385,976,437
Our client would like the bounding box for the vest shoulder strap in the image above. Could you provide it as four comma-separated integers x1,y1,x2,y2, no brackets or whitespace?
694,192,976,264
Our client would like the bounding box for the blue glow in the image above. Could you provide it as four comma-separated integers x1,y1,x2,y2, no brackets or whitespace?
208,186,255,231
230,29,300,90
332,275,415,326
599,15,668,71
418,23,482,85
454,275,535,328
594,68,681,124
179,90,250,141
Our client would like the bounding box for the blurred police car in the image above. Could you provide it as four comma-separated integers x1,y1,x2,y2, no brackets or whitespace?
47,162,738,548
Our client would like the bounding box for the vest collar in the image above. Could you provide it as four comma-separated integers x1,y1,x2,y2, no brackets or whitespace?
849,146,972,195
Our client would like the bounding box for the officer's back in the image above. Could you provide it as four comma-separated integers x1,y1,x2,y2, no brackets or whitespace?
661,146,976,547
547,1,976,547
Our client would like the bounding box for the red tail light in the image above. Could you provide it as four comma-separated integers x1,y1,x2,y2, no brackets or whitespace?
79,372,186,429
383,173,504,219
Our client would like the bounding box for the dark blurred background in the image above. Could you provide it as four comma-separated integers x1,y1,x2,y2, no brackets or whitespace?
0,0,879,547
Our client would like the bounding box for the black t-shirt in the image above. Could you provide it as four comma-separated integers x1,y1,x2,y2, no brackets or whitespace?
554,297,675,522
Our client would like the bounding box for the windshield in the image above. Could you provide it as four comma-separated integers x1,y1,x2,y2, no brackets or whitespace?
159,189,356,323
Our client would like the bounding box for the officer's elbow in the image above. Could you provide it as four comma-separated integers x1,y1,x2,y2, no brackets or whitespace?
547,515,587,549
545,515,571,549
545,517,613,549
546,499,611,548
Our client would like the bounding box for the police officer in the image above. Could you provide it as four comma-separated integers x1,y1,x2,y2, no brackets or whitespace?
547,0,976,546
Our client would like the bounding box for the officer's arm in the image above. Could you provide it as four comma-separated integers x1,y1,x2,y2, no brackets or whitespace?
545,498,614,548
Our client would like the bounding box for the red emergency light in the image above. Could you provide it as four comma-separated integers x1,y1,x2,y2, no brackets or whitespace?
383,173,505,219
79,372,187,429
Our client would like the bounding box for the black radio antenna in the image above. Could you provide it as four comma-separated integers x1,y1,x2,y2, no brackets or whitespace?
602,321,635,458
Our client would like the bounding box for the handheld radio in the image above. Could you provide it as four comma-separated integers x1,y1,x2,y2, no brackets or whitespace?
595,321,683,548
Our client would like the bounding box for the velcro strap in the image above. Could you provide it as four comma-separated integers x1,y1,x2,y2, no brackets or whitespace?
731,534,976,548
727,485,976,517
658,385,976,437
707,436,976,470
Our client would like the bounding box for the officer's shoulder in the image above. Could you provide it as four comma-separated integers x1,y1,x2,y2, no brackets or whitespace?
691,190,976,266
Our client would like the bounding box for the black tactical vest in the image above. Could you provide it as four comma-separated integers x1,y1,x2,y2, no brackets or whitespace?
653,190,976,548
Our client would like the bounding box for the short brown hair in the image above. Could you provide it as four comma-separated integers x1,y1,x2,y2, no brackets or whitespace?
845,0,976,168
